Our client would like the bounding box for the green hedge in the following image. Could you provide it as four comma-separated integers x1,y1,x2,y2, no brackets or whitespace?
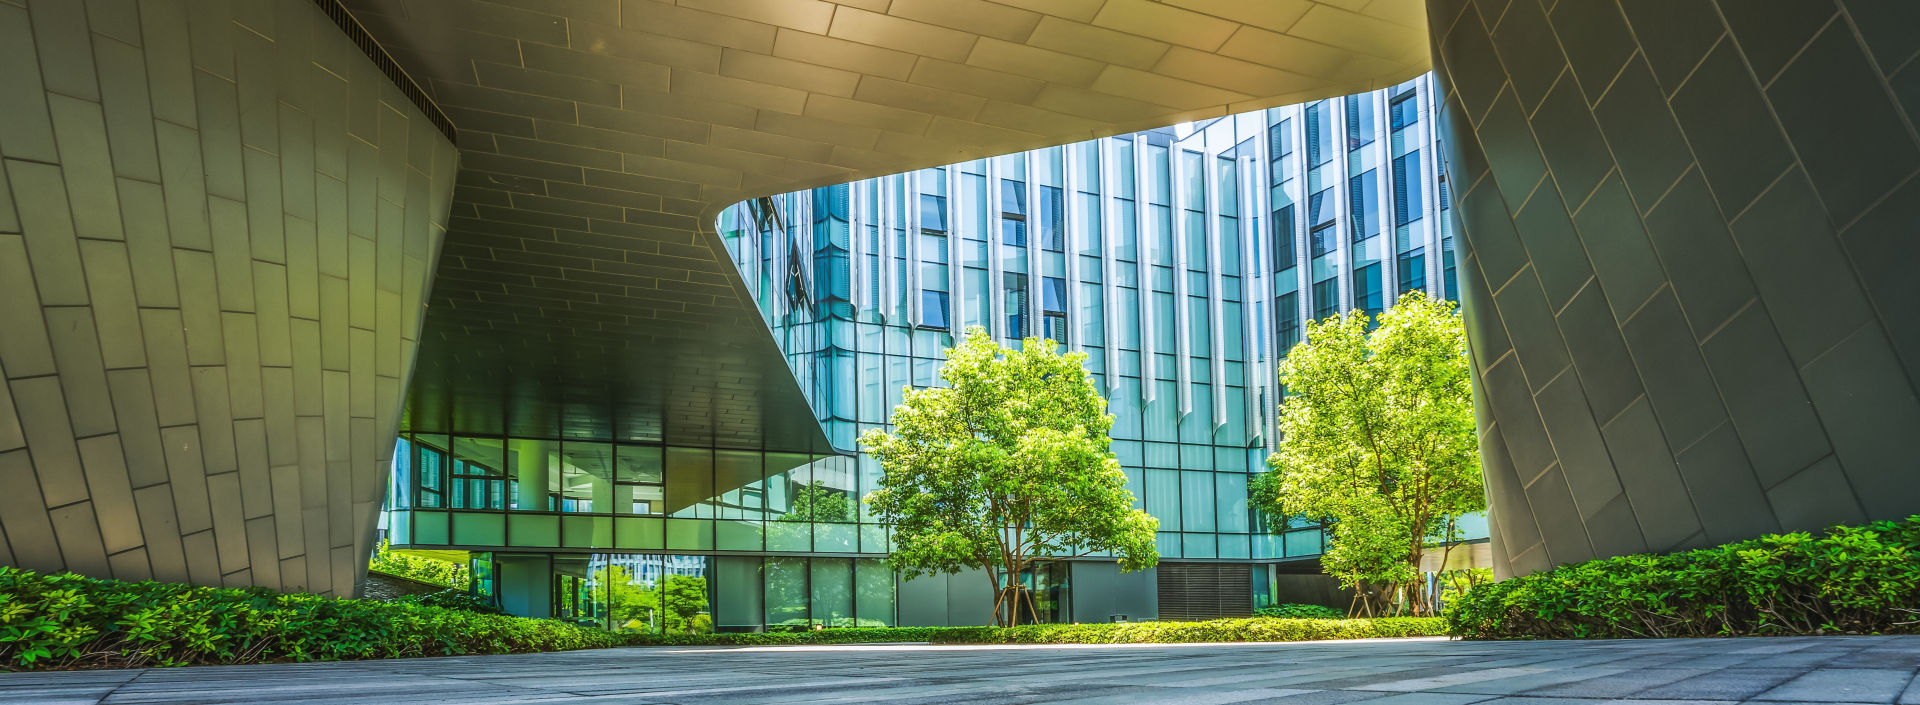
1447,516,1920,640
1254,603,1345,619
0,568,620,670
622,617,1445,646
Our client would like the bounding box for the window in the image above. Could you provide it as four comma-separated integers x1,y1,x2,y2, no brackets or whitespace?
417,441,445,508
1353,263,1382,318
1001,216,1026,247
1267,118,1292,184
1349,170,1378,243
1004,272,1028,338
1443,239,1459,301
1312,277,1338,319
1389,93,1418,131
1276,292,1300,355
920,290,950,329
1037,185,1064,251
1001,180,1026,246
1346,92,1375,150
1399,249,1426,294
1042,276,1067,343
450,439,506,510
1305,101,1331,167
1307,187,1333,227
920,232,948,265
1437,142,1452,211
919,193,947,232
1310,223,1337,258
1393,152,1423,226
1270,204,1294,272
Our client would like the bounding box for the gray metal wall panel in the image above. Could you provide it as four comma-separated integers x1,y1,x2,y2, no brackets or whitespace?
1427,0,1920,576
1069,562,1158,624
0,0,456,597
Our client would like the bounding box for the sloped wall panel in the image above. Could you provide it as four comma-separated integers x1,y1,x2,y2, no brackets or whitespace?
0,0,456,596
1427,0,1920,575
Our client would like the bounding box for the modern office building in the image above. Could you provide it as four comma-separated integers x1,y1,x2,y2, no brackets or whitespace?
378,76,1481,628
2,0,1915,630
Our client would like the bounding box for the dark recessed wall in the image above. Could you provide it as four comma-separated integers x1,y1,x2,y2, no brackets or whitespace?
1427,0,1920,576
0,0,456,596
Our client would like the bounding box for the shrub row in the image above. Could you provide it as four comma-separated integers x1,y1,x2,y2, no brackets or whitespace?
620,617,1446,646
0,568,620,670
1447,516,1920,640
1254,603,1345,619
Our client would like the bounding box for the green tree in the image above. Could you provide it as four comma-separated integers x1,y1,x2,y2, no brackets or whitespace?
1250,291,1483,617
859,327,1159,627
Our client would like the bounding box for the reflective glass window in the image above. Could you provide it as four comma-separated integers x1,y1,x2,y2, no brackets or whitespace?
1305,102,1331,167
1346,92,1375,150
1037,186,1064,251
1349,169,1379,242
919,193,947,231
920,290,950,329
559,442,614,513
1393,151,1423,226
1399,249,1426,294
664,447,714,518
1389,92,1418,131
617,446,664,515
1004,272,1028,338
1276,292,1300,355
1312,277,1339,319
1271,205,1295,270
450,437,506,510
1354,263,1383,318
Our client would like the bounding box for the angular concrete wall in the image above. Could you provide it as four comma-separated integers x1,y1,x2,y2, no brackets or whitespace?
0,0,456,596
1427,0,1920,575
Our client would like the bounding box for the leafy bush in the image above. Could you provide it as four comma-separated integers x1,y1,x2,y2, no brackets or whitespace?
621,617,1446,646
1448,516,1920,640
1254,603,1345,619
0,568,620,670
396,589,503,615
367,541,468,590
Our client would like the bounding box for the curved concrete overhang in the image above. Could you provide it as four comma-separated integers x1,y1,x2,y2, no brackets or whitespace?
343,0,1431,453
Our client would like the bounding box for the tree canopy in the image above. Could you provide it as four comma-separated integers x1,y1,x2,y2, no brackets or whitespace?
859,328,1158,626
1250,291,1483,616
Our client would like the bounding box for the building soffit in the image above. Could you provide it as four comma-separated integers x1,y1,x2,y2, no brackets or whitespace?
343,0,1431,454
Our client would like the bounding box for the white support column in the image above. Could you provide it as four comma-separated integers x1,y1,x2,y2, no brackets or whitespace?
1099,138,1122,395
1239,152,1263,444
945,164,963,338
905,170,920,327
1025,150,1042,344
1204,151,1228,433
1329,98,1353,319
1420,74,1447,298
1063,142,1083,352
986,160,1004,342
1134,141,1156,404
1373,87,1398,309
1171,145,1193,420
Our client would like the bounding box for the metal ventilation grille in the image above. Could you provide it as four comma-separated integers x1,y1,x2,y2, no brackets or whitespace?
1156,563,1254,621
311,0,457,143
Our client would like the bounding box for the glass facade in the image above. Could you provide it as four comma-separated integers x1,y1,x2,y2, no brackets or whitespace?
386,74,1480,626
